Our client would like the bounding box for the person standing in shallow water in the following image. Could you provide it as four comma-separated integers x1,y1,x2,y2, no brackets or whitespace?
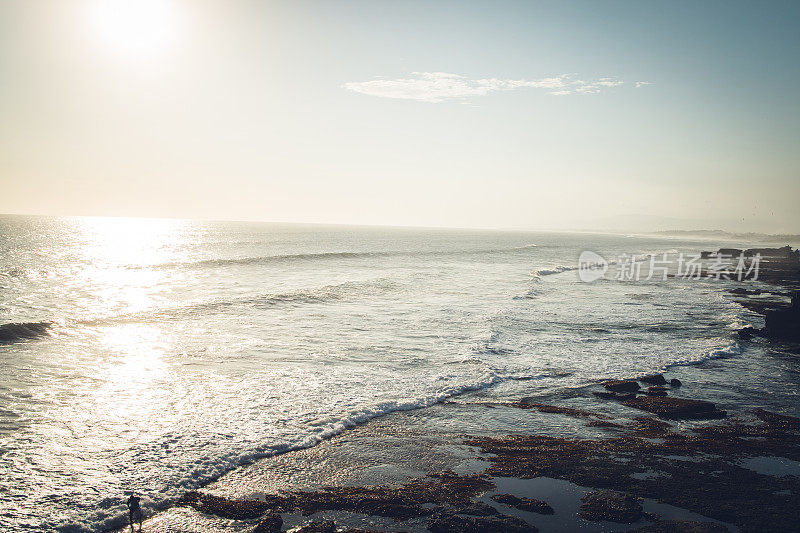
126,493,142,531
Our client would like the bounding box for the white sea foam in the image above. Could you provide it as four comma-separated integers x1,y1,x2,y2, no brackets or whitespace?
53,370,511,532
662,343,743,371
532,265,578,276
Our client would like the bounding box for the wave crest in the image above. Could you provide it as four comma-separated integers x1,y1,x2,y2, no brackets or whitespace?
139,245,542,271
663,343,742,370
533,265,578,277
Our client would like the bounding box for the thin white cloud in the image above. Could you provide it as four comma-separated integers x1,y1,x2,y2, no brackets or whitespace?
342,72,624,102
635,81,652,88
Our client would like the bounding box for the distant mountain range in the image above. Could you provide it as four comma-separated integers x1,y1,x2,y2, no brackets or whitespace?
652,229,800,243
578,214,798,238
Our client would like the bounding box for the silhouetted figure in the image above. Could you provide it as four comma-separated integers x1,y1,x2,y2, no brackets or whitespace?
126,493,142,531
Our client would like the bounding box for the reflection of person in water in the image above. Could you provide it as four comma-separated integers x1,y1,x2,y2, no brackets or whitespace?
126,493,142,531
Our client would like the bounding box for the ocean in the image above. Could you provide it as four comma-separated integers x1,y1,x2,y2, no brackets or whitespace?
0,215,790,531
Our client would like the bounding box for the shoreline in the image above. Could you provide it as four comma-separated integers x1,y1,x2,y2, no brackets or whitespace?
130,377,800,533
116,249,800,533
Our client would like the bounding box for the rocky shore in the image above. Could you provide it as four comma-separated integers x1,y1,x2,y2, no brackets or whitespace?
142,380,799,533
120,247,800,533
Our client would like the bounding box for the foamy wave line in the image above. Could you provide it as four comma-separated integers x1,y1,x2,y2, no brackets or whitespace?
16,279,402,344
533,265,578,277
192,278,401,312
135,246,539,271
296,375,511,444
68,278,402,332
67,371,529,533
168,251,380,268
662,342,742,371
513,289,539,300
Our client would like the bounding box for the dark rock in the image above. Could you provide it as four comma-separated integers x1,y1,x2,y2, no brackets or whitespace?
594,390,637,401
296,519,336,533
449,501,499,516
647,386,669,397
491,493,553,514
622,396,726,420
763,290,800,341
718,248,743,257
614,393,637,401
602,380,641,393
627,520,729,532
640,374,667,386
0,321,52,344
743,245,798,260
736,297,788,315
271,471,493,520
252,512,283,533
737,326,759,340
176,491,271,520
511,402,606,419
729,287,761,295
428,513,538,533
579,490,643,523
669,378,682,388
467,408,800,532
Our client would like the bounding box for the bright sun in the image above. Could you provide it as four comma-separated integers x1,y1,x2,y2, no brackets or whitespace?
91,0,175,56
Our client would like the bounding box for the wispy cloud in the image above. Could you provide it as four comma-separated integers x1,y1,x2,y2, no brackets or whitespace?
342,72,624,102
635,81,653,88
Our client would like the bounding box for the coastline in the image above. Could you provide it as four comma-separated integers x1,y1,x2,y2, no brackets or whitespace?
116,249,800,533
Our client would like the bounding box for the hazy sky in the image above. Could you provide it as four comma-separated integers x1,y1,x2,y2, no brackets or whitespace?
1,0,798,232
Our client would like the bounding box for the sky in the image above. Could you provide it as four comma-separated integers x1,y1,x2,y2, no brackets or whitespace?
0,0,798,232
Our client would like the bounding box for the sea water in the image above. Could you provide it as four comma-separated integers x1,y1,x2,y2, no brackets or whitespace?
0,215,785,531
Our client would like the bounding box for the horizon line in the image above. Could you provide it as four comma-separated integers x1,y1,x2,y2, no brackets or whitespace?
1,211,799,240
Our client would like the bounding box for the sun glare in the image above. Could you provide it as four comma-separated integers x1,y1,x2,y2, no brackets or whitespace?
91,0,175,56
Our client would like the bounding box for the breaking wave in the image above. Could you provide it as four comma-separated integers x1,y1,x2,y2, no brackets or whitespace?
662,343,743,371
57,370,518,533
533,265,578,277
141,246,540,271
